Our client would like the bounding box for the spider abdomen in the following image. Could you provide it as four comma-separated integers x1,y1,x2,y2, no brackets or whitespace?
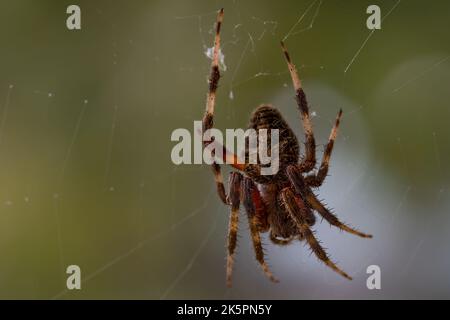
244,105,299,184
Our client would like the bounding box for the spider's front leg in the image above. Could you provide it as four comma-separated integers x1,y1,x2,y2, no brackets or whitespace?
286,165,372,238
202,9,244,204
226,173,277,287
280,187,352,280
281,41,316,173
202,9,227,204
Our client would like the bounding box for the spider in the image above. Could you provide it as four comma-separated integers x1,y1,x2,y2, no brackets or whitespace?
202,9,372,287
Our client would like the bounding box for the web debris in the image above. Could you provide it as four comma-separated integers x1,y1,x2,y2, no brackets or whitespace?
205,46,227,71
228,34,253,101
175,10,218,52
290,0,323,36
251,16,278,41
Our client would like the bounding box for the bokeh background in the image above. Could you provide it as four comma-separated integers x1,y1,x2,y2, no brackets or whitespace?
0,0,449,299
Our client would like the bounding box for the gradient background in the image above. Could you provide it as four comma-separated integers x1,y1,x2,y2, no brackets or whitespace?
0,0,449,299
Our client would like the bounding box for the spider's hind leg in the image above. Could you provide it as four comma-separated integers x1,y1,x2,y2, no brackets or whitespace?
226,172,242,287
242,177,278,283
306,192,373,239
286,165,372,239
280,187,352,280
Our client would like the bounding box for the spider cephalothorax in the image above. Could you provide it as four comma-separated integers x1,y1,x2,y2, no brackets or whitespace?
202,9,372,287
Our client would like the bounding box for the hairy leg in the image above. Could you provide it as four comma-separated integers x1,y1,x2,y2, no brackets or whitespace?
280,187,352,280
280,41,316,172
242,177,278,283
226,172,242,287
201,9,227,204
306,192,372,238
286,165,372,238
306,110,342,187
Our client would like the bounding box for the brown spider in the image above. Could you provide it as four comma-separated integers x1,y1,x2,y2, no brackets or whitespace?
202,9,372,287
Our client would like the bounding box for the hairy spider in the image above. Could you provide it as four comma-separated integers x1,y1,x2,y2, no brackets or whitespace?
202,9,372,287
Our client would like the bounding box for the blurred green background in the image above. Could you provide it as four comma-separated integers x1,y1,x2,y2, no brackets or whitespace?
0,0,449,299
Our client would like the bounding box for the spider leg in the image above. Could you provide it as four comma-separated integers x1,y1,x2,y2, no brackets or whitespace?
202,9,228,204
306,109,343,187
203,8,223,126
280,187,352,280
242,177,278,283
286,165,372,238
249,182,270,232
306,192,373,239
226,172,242,287
280,41,316,173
